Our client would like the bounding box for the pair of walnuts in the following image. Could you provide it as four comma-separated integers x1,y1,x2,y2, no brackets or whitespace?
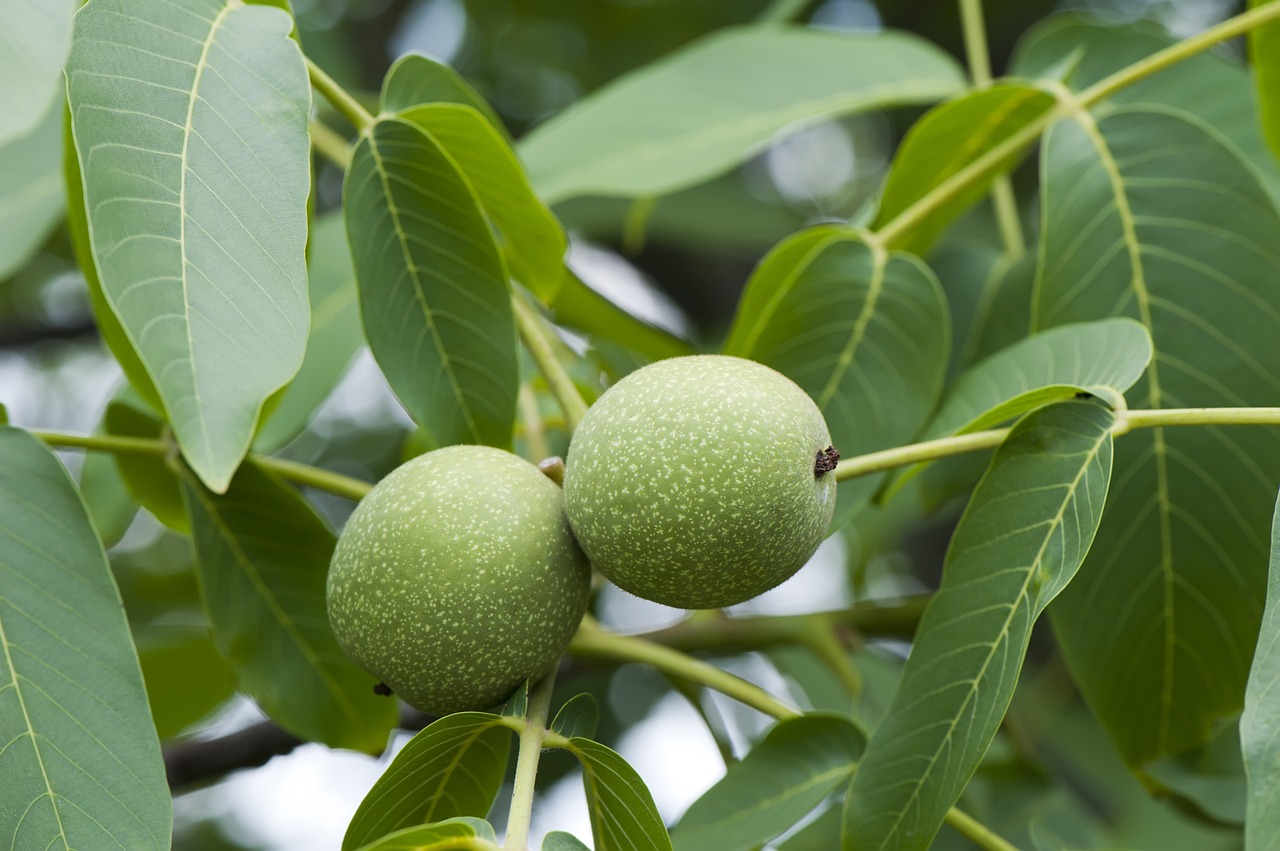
326,355,838,716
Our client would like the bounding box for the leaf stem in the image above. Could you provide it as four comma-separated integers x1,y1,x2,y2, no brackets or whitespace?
943,806,1021,851
504,671,557,851
309,119,353,169
513,295,590,433
517,383,552,462
32,430,373,501
570,617,801,719
875,1,1280,249
834,429,1008,482
305,56,375,134
958,0,1025,256
253,456,372,501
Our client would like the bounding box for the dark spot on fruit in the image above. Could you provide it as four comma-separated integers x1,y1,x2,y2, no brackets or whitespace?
373,682,393,696
814,445,840,478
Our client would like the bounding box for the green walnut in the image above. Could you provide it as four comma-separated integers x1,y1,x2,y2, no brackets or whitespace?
327,445,591,715
563,355,838,609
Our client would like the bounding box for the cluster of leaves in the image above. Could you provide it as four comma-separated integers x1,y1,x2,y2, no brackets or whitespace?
6,0,1280,849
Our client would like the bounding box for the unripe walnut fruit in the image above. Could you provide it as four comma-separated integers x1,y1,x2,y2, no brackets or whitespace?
327,445,591,715
563,355,837,609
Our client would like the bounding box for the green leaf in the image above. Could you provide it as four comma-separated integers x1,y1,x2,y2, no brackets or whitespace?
254,214,363,452
343,713,512,851
845,401,1115,851
398,103,567,300
928,317,1150,436
63,105,164,413
776,805,840,851
138,630,237,740
566,737,672,851
381,52,506,134
67,0,312,492
0,101,64,280
724,229,949,526
0,427,171,849
0,403,6,424
519,25,964,204
1244,492,1280,849
105,399,187,533
1252,1,1280,161
344,117,518,448
182,461,396,750
672,713,866,851
1038,105,1280,764
874,83,1054,254
962,252,1036,367
0,0,72,145
1145,723,1245,827
1011,13,1280,196
551,693,599,740
353,818,496,851
543,832,592,851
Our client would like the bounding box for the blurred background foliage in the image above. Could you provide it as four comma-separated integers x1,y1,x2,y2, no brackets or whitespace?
0,0,1254,848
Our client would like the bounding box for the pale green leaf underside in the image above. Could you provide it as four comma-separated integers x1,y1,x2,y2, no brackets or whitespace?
1243,493,1280,851
0,0,72,145
1039,105,1280,764
254,214,364,452
183,462,396,751
874,83,1055,254
672,713,865,851
908,318,1151,478
568,737,672,851
345,117,518,449
0,427,170,850
343,713,511,851
398,103,567,301
845,401,1114,851
725,231,949,525
67,0,312,492
519,25,964,204
0,101,64,279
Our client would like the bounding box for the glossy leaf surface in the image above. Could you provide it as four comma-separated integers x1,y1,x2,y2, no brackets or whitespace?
344,713,512,851
520,26,963,203
845,401,1114,850
567,737,672,851
183,461,395,750
381,52,505,130
1039,105,1280,765
344,117,518,448
672,713,866,851
0,427,170,849
67,0,312,491
1252,0,1280,160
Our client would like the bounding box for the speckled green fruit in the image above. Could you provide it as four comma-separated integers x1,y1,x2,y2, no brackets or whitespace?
563,355,837,609
326,445,591,715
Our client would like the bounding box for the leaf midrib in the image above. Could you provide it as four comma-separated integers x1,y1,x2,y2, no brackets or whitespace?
1070,108,1177,754
177,0,235,475
678,761,853,843
365,124,483,444
871,418,1109,849
186,477,364,727
0,590,67,850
